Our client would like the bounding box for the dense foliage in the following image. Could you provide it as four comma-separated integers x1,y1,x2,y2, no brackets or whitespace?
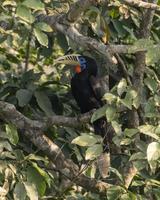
0,0,160,199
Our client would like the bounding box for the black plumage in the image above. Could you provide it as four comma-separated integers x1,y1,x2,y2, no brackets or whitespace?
70,56,109,152
55,54,111,178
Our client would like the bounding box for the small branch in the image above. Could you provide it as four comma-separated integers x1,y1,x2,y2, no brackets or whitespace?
115,54,132,86
121,0,160,11
24,26,33,72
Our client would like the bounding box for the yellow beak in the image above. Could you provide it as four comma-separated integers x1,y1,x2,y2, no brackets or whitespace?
54,54,81,65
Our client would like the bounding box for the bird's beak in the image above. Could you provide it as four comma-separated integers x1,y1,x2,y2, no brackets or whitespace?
54,54,81,66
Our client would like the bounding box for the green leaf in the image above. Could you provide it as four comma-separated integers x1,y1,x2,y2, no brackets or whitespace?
117,78,127,96
144,77,158,93
107,186,125,200
129,39,154,54
103,93,117,104
124,128,138,138
27,166,46,197
135,140,147,153
5,124,19,145
16,5,35,23
28,154,47,162
24,182,38,200
111,121,122,135
120,192,137,200
138,125,160,141
23,0,44,10
146,45,160,66
109,167,124,183
56,32,69,52
35,22,52,32
106,106,117,122
154,95,160,106
121,88,139,109
91,105,107,123
34,28,48,47
85,144,103,160
32,162,51,187
72,134,98,147
3,0,17,6
16,89,32,107
147,142,160,173
112,19,127,38
120,138,132,145
129,152,146,161
13,182,26,200
0,141,13,152
34,91,53,116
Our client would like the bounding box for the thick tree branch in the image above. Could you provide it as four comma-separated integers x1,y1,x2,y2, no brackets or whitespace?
133,0,157,95
121,0,160,10
46,110,93,128
0,101,111,194
0,101,94,129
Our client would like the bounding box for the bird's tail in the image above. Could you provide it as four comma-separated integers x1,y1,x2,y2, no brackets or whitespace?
93,117,113,178
93,117,110,152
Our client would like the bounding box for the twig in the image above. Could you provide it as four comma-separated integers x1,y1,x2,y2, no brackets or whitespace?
121,0,160,11
24,26,33,72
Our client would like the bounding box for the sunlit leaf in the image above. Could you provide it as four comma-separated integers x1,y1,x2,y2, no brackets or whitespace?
106,106,117,122
34,28,48,47
103,93,117,104
107,186,125,200
91,104,107,123
24,182,38,200
16,5,35,23
129,152,146,161
110,167,124,183
13,182,26,200
144,77,158,93
117,78,127,96
5,124,19,145
147,142,160,173
23,0,44,10
124,128,138,138
0,141,12,152
27,166,46,196
111,121,122,135
35,22,52,32
32,162,51,187
85,144,103,160
72,134,98,147
138,125,160,141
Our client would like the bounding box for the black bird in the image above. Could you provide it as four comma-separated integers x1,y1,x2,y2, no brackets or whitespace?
55,54,110,178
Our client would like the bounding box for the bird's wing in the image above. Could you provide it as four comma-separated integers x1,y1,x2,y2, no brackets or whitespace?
89,75,104,102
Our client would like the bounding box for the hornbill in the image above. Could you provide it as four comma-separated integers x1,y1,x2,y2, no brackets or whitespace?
55,54,110,178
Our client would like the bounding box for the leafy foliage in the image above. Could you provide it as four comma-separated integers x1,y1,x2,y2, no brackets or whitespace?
0,0,160,199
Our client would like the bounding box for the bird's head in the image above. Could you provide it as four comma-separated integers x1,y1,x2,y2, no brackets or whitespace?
55,54,97,75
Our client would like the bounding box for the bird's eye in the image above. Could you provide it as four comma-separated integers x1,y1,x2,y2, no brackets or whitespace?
79,57,86,64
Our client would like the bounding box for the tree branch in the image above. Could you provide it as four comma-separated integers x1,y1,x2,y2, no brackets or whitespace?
128,0,157,128
0,101,111,194
121,0,160,10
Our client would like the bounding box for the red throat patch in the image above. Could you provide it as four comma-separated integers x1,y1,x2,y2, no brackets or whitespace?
74,65,81,73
